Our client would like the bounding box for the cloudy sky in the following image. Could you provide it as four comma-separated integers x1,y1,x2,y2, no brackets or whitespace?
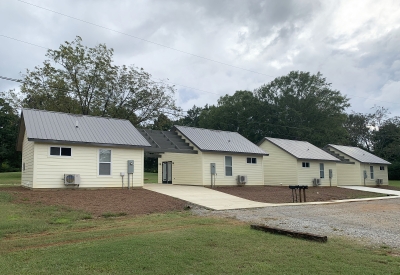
1,0,400,117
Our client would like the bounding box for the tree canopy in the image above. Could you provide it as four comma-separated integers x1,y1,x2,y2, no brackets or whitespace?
0,95,20,171
21,36,181,125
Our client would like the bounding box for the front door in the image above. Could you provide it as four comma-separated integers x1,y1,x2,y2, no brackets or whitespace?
162,161,172,184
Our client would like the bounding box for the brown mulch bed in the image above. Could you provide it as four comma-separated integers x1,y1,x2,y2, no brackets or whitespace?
213,186,388,204
4,187,187,217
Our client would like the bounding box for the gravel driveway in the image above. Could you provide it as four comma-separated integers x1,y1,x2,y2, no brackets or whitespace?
193,197,400,248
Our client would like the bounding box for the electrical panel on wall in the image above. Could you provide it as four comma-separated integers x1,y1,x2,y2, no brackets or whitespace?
127,160,134,174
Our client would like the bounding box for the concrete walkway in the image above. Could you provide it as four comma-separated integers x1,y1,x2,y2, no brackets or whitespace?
143,184,271,210
339,186,400,196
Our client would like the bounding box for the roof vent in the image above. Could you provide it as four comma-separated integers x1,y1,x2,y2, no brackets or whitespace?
75,121,79,128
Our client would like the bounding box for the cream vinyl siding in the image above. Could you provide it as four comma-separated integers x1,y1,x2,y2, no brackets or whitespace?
202,153,264,186
158,132,202,185
327,146,361,186
360,163,389,185
21,131,34,188
259,140,297,186
158,152,203,185
297,160,337,186
33,143,144,188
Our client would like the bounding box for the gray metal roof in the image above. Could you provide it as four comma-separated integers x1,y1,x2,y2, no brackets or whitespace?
138,128,198,155
261,137,340,161
174,125,268,155
328,144,391,164
17,109,151,149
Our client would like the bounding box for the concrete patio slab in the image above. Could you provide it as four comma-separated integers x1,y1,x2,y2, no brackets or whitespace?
143,184,271,210
339,186,400,196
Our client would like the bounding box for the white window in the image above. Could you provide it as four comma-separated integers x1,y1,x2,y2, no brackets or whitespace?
320,163,324,178
99,149,111,176
50,146,71,156
246,157,257,164
380,166,385,171
370,166,374,179
225,156,232,176
302,162,310,168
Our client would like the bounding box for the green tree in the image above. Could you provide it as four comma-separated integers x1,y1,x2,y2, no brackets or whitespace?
152,113,173,131
197,91,264,142
175,105,203,127
0,95,21,171
21,36,181,125
255,71,350,147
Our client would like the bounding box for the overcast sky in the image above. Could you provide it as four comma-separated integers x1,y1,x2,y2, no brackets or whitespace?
1,0,400,117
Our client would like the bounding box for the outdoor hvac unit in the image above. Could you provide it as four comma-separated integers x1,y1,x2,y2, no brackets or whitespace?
237,175,247,185
312,178,321,186
376,179,383,185
64,174,80,186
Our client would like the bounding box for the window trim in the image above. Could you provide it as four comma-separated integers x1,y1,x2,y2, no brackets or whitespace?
225,156,233,177
370,166,374,179
49,146,72,157
98,149,112,176
320,163,324,179
302,162,310,168
246,157,257,164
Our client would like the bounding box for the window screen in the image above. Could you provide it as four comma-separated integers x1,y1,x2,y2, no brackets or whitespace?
50,147,60,156
225,156,232,176
320,163,324,178
99,149,111,175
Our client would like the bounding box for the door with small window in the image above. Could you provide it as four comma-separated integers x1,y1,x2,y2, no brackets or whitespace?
162,161,172,184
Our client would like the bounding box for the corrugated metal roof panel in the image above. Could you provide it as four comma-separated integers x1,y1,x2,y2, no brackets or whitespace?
328,144,391,164
263,137,340,161
22,109,151,147
174,125,268,155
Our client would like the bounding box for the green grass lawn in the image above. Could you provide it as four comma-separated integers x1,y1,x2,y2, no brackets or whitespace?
0,172,21,186
0,189,400,274
389,180,400,187
144,172,158,183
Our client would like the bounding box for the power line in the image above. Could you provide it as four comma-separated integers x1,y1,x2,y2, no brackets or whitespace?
0,35,220,97
16,0,275,78
2,33,399,108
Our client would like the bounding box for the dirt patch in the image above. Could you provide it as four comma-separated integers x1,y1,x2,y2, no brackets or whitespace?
212,186,387,203
4,187,187,217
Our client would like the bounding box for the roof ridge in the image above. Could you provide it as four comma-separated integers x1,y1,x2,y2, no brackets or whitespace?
174,125,240,134
23,108,131,122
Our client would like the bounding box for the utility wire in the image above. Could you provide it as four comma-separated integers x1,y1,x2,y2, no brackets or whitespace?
16,0,275,78
0,34,220,96
1,33,399,107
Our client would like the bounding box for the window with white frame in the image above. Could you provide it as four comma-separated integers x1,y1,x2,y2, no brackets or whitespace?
370,166,374,179
50,146,71,156
320,163,324,178
246,157,257,164
380,166,385,171
225,156,232,176
99,149,111,175
302,162,310,168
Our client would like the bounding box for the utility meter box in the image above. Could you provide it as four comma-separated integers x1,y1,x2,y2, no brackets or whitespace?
127,160,134,174
363,170,367,179
329,169,333,179
210,163,216,175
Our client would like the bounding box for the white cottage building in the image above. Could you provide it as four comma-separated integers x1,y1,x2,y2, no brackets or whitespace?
17,109,150,189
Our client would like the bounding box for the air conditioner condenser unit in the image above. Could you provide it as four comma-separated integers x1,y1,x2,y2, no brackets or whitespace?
312,178,321,186
237,175,247,185
64,174,80,186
